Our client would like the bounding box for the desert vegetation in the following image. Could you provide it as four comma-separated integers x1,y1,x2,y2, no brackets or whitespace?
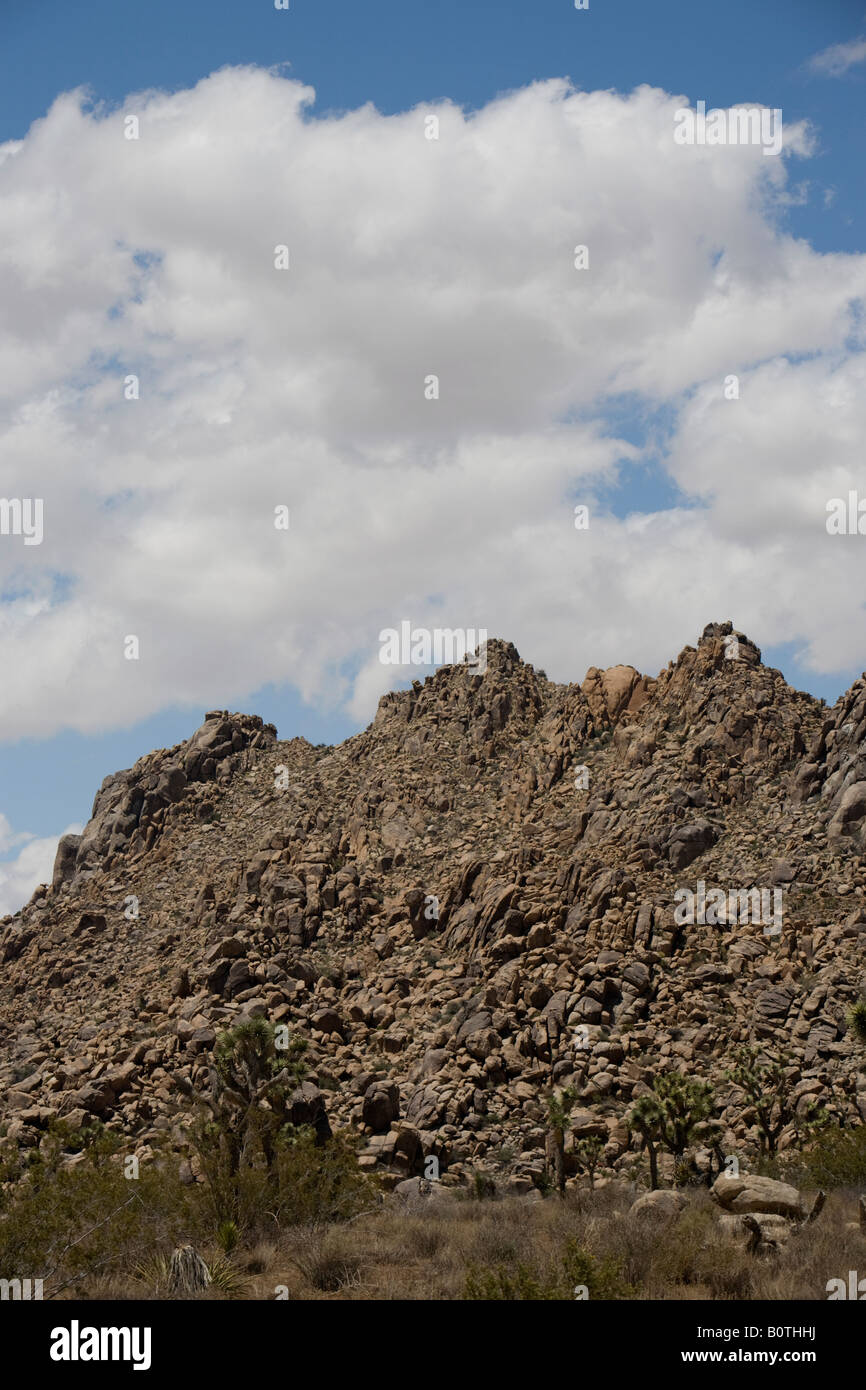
1,1019,864,1301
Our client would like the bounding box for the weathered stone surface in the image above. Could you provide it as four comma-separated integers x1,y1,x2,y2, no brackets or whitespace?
711,1174,805,1220
630,1190,687,1220
52,834,82,890
362,1079,400,1132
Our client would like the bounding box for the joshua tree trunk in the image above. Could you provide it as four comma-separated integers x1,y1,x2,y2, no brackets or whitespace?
546,1126,566,1197
672,1147,685,1187
646,1138,659,1191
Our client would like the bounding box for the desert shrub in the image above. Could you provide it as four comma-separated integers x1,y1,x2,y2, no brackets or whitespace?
847,997,866,1045
465,1219,524,1268
287,1225,365,1292
189,1114,271,1230
217,1219,239,1255
133,1248,249,1299
269,1130,375,1228
404,1219,445,1260
650,1205,716,1288
206,1254,250,1297
470,1171,497,1201
465,1262,557,1300
186,1019,373,1232
242,1240,278,1274
703,1241,755,1300
777,1124,866,1191
0,1133,202,1298
647,1201,755,1297
192,1118,375,1233
0,1097,373,1297
464,1237,634,1300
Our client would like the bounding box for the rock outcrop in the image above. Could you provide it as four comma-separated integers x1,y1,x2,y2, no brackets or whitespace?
1,623,865,1195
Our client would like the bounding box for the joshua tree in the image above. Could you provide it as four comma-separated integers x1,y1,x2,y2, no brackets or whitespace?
629,1093,663,1190
655,1073,716,1170
629,1073,716,1189
574,1134,605,1190
202,1018,309,1175
726,1045,796,1158
545,1087,577,1197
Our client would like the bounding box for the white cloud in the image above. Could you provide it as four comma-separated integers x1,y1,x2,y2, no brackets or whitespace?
0,812,31,856
0,819,83,917
0,69,863,736
808,38,866,77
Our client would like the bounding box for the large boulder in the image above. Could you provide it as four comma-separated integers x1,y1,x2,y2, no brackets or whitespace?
711,1174,804,1220
362,1079,400,1132
392,1176,456,1208
404,1084,446,1129
582,665,655,724
67,1080,116,1116
667,820,718,871
629,1189,686,1220
287,1082,332,1144
51,833,82,890
829,780,866,845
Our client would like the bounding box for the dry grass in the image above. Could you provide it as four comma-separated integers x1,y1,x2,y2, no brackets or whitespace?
13,1176,866,1301
216,1183,866,1301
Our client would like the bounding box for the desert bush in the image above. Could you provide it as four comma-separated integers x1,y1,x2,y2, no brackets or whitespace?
186,1020,374,1232
465,1237,634,1300
847,997,866,1045
269,1130,375,1228
775,1123,866,1190
192,1117,375,1233
404,1218,445,1260
0,1102,373,1297
0,1131,202,1298
645,1201,752,1298
470,1170,497,1201
287,1225,366,1292
217,1219,239,1255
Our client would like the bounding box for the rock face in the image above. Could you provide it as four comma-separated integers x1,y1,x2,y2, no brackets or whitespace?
62,712,277,883
1,623,866,1193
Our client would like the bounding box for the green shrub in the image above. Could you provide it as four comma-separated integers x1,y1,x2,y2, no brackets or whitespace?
778,1124,866,1190
847,998,866,1045
0,1102,374,1297
191,1118,374,1233
0,1139,202,1298
465,1238,634,1300
217,1219,239,1255
470,1171,497,1201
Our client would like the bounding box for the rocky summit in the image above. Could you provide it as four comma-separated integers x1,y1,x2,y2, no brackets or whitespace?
2,620,866,1191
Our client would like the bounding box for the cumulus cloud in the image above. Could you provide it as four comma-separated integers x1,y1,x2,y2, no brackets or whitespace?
0,816,83,917
808,38,866,77
0,68,864,735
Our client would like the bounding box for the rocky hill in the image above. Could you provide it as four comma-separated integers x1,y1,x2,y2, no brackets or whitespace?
2,620,865,1192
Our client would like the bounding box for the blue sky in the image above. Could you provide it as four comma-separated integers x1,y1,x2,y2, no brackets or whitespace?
1,0,865,892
